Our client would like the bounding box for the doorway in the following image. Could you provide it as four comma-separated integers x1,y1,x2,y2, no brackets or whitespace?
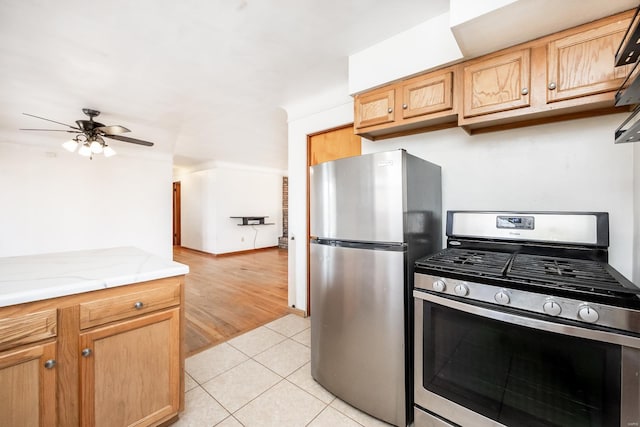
306,124,361,314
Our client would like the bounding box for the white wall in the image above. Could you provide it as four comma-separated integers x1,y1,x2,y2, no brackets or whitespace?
361,114,635,280
348,13,462,95
0,142,174,259
176,164,284,255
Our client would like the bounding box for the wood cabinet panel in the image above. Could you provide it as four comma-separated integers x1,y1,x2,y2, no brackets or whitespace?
0,309,56,352
354,88,395,129
402,72,453,119
80,280,181,329
0,341,56,427
463,49,531,117
548,17,632,103
308,125,361,166
80,308,180,427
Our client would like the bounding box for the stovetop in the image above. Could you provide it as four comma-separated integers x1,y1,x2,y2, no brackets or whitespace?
415,247,640,305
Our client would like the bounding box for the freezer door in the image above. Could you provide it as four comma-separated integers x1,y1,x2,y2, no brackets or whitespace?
310,242,407,426
310,150,405,243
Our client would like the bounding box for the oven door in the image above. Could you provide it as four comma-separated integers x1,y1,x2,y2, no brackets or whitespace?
414,289,640,427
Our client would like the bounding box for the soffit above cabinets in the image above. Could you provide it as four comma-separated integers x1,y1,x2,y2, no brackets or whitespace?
450,0,638,59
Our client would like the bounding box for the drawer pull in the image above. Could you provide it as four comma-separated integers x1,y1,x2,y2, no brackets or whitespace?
548,82,557,90
81,348,92,358
387,108,393,113
521,87,529,95
134,301,144,310
44,359,56,369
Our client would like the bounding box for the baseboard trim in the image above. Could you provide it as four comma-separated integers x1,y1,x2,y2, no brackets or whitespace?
287,306,307,318
178,246,283,257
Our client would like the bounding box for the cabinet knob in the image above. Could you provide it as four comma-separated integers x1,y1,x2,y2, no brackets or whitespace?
387,108,393,113
81,348,92,358
548,82,557,90
44,359,56,369
521,87,529,95
134,301,144,310
402,104,408,109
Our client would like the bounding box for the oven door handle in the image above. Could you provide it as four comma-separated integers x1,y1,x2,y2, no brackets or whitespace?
413,289,640,349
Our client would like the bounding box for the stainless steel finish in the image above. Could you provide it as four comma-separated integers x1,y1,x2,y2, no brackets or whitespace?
310,150,405,243
414,299,508,427
388,107,393,113
311,243,406,426
622,347,640,426
134,301,144,309
413,406,457,427
44,359,56,369
415,273,640,334
402,104,408,109
521,87,529,95
548,82,557,90
81,348,92,357
413,288,640,349
311,149,442,427
449,211,599,245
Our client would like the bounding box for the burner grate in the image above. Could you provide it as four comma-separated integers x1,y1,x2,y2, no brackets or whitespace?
507,254,628,294
416,249,511,277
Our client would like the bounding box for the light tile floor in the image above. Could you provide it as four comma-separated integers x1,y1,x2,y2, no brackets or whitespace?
176,314,392,427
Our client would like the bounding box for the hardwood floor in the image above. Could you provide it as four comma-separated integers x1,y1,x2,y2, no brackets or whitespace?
173,246,291,357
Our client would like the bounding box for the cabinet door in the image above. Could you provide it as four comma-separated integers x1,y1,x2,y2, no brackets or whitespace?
463,49,531,117
80,309,181,427
402,71,453,119
354,88,395,129
547,18,631,103
0,342,56,427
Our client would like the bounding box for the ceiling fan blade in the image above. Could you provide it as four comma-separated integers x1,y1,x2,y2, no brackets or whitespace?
104,134,154,147
22,113,81,130
19,128,81,133
96,125,130,135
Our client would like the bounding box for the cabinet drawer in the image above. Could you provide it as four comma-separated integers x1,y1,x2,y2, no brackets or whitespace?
80,283,181,329
0,309,57,352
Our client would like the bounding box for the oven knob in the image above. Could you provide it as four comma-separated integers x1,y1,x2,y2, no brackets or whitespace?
494,290,510,305
432,279,446,292
454,283,469,297
578,305,599,323
543,300,562,316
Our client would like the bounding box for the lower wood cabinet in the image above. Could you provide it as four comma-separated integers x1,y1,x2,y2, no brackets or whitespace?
0,341,57,427
80,309,181,427
0,276,184,427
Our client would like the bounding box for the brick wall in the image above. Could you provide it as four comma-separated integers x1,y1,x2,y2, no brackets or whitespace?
278,176,288,249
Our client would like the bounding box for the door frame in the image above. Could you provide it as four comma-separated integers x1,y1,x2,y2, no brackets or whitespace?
173,182,181,246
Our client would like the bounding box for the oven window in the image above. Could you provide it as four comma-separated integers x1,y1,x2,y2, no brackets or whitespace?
423,302,621,427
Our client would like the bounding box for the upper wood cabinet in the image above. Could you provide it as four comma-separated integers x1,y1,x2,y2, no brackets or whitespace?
547,17,632,103
354,68,457,140
354,10,634,137
354,88,395,129
463,49,531,118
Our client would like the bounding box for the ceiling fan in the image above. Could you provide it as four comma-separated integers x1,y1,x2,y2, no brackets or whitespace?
20,108,154,158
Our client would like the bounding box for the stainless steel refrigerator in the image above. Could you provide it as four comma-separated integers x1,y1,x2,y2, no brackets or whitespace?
310,149,442,427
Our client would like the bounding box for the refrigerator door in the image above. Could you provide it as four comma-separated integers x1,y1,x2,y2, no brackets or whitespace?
310,150,405,243
310,241,407,426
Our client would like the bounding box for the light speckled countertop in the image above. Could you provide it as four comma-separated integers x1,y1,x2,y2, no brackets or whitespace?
0,247,189,307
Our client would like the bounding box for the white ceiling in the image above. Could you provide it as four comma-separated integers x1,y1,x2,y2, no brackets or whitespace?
0,0,450,170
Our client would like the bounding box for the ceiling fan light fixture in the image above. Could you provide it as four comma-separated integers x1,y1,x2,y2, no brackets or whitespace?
78,143,92,157
103,145,116,157
62,138,79,152
89,139,103,154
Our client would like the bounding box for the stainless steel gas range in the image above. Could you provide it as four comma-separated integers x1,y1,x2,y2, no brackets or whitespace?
413,211,640,427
